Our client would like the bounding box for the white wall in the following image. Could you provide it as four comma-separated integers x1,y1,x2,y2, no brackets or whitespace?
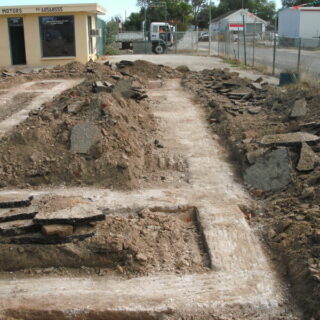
300,10,320,38
278,8,300,38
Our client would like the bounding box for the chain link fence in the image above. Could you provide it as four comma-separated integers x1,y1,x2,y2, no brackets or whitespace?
214,31,320,79
114,29,320,79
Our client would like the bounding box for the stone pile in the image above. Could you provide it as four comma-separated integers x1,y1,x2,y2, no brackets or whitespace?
0,196,105,244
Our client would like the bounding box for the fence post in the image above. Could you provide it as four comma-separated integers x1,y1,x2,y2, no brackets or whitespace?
252,20,256,66
272,14,278,76
237,28,240,60
243,14,247,65
218,33,220,55
297,37,302,73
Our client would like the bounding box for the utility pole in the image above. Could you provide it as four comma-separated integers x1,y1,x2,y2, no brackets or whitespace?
144,7,147,54
242,10,247,65
209,0,212,55
272,12,278,75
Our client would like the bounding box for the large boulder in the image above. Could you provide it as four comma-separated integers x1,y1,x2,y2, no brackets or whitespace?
244,147,292,191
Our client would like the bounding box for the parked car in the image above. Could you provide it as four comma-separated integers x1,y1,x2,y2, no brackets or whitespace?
198,32,209,42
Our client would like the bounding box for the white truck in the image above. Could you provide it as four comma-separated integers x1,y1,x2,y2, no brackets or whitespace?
116,22,174,54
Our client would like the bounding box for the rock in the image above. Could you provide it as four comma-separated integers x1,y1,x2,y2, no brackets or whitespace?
117,60,134,67
244,130,258,139
41,224,73,237
0,196,33,209
0,231,95,245
244,148,292,191
136,253,148,262
176,65,190,73
300,186,315,200
70,122,102,154
246,149,266,165
260,132,320,146
66,101,83,114
92,81,113,93
296,143,319,172
313,230,320,244
34,204,105,225
0,206,38,223
254,77,263,83
249,82,262,90
290,98,308,118
0,219,39,236
248,106,262,115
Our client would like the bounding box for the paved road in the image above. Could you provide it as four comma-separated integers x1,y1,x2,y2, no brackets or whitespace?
198,41,320,76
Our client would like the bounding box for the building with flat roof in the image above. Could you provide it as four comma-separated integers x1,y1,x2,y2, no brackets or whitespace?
278,6,320,39
0,3,106,66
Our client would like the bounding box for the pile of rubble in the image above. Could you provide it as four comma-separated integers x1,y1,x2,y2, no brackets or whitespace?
183,69,320,318
0,195,105,245
0,197,209,275
0,61,185,189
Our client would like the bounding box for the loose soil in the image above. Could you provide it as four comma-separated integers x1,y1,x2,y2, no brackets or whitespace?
0,61,186,189
0,195,209,276
183,68,320,318
0,92,39,122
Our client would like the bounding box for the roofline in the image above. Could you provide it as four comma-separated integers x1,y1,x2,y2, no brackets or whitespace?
0,3,106,15
211,8,268,24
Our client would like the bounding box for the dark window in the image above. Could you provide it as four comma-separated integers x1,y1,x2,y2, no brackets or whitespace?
88,16,93,54
39,15,75,57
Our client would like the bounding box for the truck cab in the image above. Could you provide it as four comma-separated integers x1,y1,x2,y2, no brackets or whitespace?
150,22,174,54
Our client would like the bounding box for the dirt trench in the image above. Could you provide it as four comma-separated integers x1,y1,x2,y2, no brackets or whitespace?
0,73,302,319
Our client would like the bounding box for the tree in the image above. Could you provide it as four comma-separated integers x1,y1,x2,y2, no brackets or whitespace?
123,12,144,31
185,0,207,26
281,0,314,7
105,19,119,55
197,3,219,29
215,0,276,21
135,0,193,30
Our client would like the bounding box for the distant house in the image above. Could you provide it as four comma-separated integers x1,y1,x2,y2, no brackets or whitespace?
210,9,268,35
278,6,320,39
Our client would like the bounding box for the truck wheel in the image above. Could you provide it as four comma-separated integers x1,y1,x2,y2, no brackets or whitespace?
154,44,165,54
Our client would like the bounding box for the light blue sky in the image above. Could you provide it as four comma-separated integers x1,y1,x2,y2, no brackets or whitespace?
0,0,282,20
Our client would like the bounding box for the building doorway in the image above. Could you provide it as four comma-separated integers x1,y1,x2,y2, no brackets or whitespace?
8,17,26,65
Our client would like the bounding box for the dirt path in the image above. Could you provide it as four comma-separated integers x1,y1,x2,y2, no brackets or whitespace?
0,79,83,137
0,80,300,319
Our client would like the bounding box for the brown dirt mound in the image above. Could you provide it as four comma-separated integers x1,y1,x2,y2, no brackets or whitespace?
183,69,320,318
116,59,182,80
0,61,186,189
0,204,209,275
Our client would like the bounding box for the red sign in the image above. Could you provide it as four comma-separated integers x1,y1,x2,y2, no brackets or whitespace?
229,24,244,28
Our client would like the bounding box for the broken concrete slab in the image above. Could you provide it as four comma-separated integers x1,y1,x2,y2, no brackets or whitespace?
0,196,33,209
296,143,319,172
244,148,292,191
92,81,113,93
248,106,262,115
0,219,39,237
70,122,102,154
0,231,95,245
34,204,105,225
41,224,73,237
290,98,308,119
0,206,38,223
260,132,320,146
249,82,262,90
